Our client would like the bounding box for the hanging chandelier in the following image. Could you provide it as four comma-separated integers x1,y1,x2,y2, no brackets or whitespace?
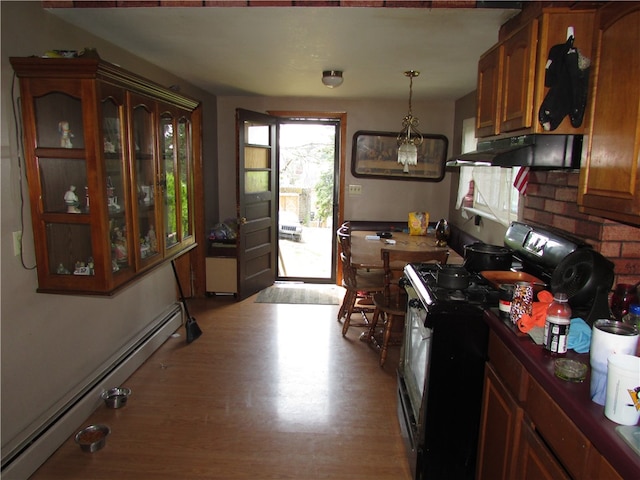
397,70,423,173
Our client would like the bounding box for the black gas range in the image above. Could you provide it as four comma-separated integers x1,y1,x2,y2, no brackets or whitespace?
404,262,499,313
399,263,492,480
397,221,614,480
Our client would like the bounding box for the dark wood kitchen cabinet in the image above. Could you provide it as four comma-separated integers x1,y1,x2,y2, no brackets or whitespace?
475,7,595,138
515,418,570,480
578,3,640,226
478,326,626,480
476,44,503,137
476,363,523,480
10,52,200,295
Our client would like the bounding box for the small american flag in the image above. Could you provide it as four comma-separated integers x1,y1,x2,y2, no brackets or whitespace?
514,167,530,195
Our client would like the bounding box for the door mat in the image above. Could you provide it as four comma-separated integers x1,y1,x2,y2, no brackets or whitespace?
255,284,345,305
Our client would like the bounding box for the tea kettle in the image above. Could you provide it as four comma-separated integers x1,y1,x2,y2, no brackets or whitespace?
435,218,450,247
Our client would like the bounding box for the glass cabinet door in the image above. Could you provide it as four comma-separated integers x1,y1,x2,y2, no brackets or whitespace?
34,91,93,277
160,112,179,249
35,92,85,150
177,116,193,242
131,100,160,264
101,94,131,275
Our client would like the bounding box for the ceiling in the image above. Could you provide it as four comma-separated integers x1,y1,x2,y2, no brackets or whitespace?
48,5,520,101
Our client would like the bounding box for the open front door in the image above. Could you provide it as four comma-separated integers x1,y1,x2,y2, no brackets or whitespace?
235,109,277,300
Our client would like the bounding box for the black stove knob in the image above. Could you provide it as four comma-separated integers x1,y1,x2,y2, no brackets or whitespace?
399,277,410,288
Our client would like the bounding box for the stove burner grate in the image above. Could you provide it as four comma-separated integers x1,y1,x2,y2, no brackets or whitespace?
408,262,499,308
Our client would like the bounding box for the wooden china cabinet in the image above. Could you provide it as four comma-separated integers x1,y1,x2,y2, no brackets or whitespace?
10,51,200,295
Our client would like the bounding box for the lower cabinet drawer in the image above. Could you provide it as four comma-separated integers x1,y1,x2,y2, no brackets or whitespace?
488,331,529,402
526,375,591,479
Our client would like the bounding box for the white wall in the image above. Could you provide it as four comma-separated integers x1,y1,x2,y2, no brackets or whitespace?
0,1,217,465
216,96,455,225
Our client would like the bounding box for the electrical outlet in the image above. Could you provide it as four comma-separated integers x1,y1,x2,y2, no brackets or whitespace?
12,231,22,256
348,184,362,195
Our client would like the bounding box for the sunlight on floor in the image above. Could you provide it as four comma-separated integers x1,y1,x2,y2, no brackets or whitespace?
275,306,332,425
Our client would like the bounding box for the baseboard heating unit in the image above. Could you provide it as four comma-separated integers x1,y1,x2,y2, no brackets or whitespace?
1,304,183,479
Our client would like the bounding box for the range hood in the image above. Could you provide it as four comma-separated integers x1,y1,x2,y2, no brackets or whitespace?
447,134,582,169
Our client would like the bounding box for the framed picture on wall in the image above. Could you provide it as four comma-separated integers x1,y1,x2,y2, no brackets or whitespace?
351,130,448,181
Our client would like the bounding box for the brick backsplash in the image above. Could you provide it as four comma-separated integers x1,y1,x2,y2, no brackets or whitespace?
523,171,640,287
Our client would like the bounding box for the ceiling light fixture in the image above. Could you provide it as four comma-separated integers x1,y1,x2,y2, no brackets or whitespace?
322,70,343,88
397,70,423,173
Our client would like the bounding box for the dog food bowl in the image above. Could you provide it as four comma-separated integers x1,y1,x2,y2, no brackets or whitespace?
101,387,131,409
75,424,110,452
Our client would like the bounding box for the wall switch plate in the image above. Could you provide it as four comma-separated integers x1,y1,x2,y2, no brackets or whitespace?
12,231,22,256
348,184,362,195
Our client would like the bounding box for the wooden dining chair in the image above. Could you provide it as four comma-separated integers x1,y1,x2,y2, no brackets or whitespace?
368,248,449,366
336,223,385,336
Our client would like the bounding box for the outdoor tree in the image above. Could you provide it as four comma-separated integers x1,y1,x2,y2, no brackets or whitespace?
314,168,334,225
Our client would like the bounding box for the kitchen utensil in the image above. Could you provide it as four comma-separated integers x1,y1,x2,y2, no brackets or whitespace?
589,319,639,405
480,271,545,293
434,218,450,247
605,354,640,425
463,242,513,273
171,259,202,344
550,249,615,326
75,424,110,453
101,387,131,409
435,265,470,290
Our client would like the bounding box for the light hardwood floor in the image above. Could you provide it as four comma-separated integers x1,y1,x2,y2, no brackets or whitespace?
30,293,412,479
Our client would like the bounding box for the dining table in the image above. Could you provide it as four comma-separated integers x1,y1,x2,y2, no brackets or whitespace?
349,230,463,269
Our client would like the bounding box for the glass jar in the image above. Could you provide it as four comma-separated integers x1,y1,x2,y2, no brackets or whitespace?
622,304,640,356
611,283,639,321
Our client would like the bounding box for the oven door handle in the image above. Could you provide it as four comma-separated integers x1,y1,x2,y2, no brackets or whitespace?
408,298,424,309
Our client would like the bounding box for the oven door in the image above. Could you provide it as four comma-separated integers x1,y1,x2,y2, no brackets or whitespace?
401,289,432,422
398,285,433,479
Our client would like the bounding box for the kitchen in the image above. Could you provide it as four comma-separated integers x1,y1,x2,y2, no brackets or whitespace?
2,1,640,479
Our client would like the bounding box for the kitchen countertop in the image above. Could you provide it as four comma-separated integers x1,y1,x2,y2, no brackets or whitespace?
483,309,640,479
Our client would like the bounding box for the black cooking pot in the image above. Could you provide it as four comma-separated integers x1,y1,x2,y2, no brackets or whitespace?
437,265,470,290
463,242,513,273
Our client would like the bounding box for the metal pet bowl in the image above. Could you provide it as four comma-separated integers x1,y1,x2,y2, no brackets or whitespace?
75,424,110,453
101,387,131,409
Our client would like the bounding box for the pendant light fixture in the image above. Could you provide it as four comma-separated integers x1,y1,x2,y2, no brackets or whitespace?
397,70,423,173
322,70,343,88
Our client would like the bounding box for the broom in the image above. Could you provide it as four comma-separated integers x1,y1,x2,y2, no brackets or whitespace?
171,259,202,344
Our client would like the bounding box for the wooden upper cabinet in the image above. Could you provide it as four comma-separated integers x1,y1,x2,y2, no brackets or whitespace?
500,19,538,133
10,53,201,295
476,44,503,137
578,3,640,226
476,8,596,138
